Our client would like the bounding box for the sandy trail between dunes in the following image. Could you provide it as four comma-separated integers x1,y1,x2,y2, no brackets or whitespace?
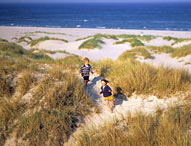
65,72,179,146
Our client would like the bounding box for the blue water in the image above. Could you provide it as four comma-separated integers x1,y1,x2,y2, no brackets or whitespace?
0,3,191,31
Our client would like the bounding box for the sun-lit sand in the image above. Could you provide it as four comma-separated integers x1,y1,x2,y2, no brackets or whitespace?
1,26,191,71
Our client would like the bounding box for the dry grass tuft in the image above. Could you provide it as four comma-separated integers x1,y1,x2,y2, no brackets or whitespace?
74,104,191,146
118,47,152,60
95,60,190,97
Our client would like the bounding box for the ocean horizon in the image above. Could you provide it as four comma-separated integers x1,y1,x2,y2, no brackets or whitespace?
0,2,191,31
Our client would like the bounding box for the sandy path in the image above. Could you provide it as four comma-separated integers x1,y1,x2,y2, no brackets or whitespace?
65,73,179,146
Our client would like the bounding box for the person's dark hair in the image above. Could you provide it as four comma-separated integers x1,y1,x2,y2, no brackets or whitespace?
84,57,89,62
101,79,109,83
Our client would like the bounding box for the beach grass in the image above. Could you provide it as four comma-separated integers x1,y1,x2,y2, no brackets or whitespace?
76,33,118,41
74,104,191,146
95,60,190,97
117,34,156,42
17,36,32,44
16,70,36,97
34,31,66,35
0,98,25,146
0,72,95,146
171,45,191,58
31,48,69,55
78,38,105,49
30,36,68,46
15,72,94,146
76,33,155,42
147,46,174,54
0,40,53,65
55,55,83,70
115,38,144,47
0,40,95,145
0,72,12,98
0,38,8,42
118,47,152,60
163,36,191,45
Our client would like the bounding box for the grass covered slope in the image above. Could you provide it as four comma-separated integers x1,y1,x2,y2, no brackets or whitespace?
95,59,190,97
30,36,68,46
118,47,152,60
0,39,95,146
77,33,155,50
74,104,191,146
79,38,105,50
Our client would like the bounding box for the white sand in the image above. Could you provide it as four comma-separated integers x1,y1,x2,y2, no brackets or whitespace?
138,53,191,73
1,26,191,61
1,26,191,69
144,37,174,46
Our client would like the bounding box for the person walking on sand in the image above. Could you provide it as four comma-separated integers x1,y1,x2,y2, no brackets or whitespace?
80,57,94,86
97,79,115,113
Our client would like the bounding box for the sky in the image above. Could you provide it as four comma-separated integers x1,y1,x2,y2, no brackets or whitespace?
0,0,191,3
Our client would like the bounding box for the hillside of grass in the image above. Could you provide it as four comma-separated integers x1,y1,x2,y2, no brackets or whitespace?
77,34,156,49
1,33,191,146
95,59,190,97
30,36,68,46
115,39,144,47
79,38,105,50
118,47,152,60
0,39,95,146
163,36,191,45
73,103,191,146
147,45,191,58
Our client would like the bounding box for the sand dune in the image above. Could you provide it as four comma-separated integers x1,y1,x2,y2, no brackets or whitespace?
0,26,191,70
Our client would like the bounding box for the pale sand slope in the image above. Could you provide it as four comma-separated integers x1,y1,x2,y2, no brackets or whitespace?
1,26,191,42
66,73,184,146
1,26,191,61
1,26,191,70
36,38,131,61
137,53,191,74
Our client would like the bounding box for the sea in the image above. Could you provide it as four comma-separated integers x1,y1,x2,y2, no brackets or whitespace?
0,2,191,31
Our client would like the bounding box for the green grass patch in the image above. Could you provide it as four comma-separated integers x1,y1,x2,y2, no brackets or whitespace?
147,46,174,54
30,36,68,46
34,31,66,35
0,38,8,42
76,33,118,41
171,45,191,58
78,38,105,50
115,38,144,47
117,34,156,42
56,55,83,70
118,47,152,60
17,36,32,44
163,36,191,45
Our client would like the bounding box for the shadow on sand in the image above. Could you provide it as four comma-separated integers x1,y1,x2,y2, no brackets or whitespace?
85,76,102,104
113,87,127,106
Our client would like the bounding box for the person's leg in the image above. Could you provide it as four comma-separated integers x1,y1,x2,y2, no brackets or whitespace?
111,99,115,106
83,76,89,86
105,100,112,113
84,80,88,86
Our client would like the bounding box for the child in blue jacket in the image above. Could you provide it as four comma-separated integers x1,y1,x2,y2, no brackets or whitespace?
97,79,115,113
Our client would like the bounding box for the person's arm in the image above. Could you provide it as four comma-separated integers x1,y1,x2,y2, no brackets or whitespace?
90,64,94,74
80,66,84,76
97,87,103,95
108,86,112,92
